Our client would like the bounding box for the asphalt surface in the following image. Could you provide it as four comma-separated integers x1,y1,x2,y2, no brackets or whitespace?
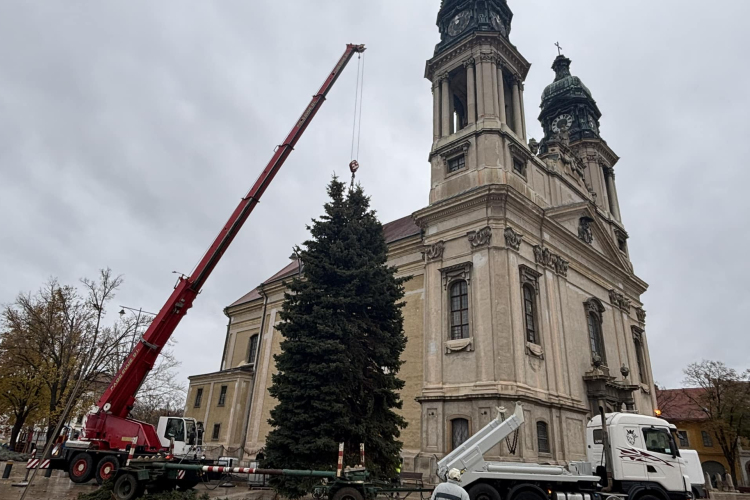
0,467,269,500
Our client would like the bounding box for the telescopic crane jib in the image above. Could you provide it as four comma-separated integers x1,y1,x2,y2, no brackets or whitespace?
83,43,366,453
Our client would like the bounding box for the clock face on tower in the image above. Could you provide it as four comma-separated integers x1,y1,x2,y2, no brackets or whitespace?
588,115,598,132
551,114,574,133
490,13,506,35
447,10,471,37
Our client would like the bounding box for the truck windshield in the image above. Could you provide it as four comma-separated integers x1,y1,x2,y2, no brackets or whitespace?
164,418,185,442
643,427,678,456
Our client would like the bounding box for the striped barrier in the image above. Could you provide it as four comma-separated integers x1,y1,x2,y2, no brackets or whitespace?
126,437,138,466
360,443,365,467
337,442,344,478
25,459,50,469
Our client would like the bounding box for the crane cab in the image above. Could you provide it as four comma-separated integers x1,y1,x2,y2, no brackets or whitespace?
156,416,199,457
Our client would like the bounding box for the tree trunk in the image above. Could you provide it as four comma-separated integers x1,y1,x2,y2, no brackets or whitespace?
9,417,25,451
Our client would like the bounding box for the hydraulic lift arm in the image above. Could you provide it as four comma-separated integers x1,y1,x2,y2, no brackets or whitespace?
437,402,524,479
87,44,366,435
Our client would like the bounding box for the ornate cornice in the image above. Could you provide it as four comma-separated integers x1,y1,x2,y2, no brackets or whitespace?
520,264,541,293
609,289,631,311
479,52,497,63
533,245,569,277
463,57,476,68
635,307,646,324
468,226,492,248
424,241,445,261
425,32,531,82
504,227,523,251
439,262,472,289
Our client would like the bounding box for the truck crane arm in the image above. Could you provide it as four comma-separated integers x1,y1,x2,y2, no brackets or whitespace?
437,402,524,479
83,44,366,449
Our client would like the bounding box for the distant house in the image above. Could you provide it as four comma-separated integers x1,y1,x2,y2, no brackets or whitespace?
656,388,749,486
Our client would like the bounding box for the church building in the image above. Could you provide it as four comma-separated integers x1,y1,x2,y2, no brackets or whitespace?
184,0,656,477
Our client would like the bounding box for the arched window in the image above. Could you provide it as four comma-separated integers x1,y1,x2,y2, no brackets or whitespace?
588,312,605,362
537,421,550,454
584,298,606,364
523,284,538,344
450,281,469,340
247,334,259,364
451,418,469,450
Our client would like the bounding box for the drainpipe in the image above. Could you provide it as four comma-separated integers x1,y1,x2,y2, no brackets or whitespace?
238,284,269,463
219,308,232,371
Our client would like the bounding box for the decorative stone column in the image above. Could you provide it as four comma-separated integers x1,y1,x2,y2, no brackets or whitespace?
475,57,485,119
440,74,450,138
606,168,622,222
497,64,507,124
480,53,496,117
512,75,523,137
518,79,527,140
465,58,476,124
490,58,500,121
432,81,441,140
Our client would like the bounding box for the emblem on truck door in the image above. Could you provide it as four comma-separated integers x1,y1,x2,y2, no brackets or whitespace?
626,429,637,445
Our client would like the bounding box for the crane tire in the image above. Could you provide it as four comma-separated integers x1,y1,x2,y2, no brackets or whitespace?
332,486,365,500
95,454,119,484
69,453,95,484
469,483,502,500
114,473,145,500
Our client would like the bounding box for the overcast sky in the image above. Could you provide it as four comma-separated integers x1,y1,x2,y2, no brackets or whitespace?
1,0,749,393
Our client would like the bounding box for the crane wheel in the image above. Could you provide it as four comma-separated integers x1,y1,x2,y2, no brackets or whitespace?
332,486,365,500
69,453,94,484
469,484,502,500
95,455,119,484
114,473,145,500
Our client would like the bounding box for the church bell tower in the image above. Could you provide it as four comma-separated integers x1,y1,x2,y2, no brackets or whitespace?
425,0,531,204
537,54,625,227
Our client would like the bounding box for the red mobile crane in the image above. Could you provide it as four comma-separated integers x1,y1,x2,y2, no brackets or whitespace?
49,43,366,486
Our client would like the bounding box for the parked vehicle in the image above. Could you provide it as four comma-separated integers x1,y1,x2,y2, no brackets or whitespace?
437,403,692,500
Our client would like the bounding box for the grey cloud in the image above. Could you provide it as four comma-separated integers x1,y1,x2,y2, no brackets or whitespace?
1,0,748,389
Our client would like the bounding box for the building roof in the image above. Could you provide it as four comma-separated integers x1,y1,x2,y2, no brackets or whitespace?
228,215,419,309
656,387,709,422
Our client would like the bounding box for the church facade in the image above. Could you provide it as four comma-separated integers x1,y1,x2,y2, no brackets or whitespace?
184,0,657,477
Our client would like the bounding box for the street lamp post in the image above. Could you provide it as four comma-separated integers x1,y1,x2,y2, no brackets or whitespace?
118,306,157,352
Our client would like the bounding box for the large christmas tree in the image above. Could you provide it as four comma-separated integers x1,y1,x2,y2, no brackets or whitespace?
263,178,407,498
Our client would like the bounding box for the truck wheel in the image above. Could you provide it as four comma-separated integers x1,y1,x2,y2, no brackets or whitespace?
114,473,145,500
513,491,545,500
469,484,502,500
69,453,95,483
95,455,119,484
332,486,365,500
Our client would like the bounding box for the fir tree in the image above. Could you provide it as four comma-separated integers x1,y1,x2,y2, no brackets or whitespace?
263,178,407,498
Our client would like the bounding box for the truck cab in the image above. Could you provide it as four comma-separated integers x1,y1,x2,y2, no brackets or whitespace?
588,413,690,498
155,417,199,457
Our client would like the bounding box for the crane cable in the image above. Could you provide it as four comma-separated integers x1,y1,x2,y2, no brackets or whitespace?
349,51,366,188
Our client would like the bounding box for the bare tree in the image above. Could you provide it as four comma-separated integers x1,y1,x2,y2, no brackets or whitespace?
683,360,750,484
1,269,131,440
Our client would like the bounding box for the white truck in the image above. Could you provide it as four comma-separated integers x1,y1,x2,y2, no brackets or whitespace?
437,403,692,500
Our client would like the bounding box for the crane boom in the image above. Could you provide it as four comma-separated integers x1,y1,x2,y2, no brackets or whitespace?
84,44,366,450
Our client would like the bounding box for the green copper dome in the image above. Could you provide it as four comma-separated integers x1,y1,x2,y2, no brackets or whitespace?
540,55,594,113
538,54,603,153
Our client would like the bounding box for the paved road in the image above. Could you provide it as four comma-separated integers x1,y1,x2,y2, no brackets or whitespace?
0,468,267,500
